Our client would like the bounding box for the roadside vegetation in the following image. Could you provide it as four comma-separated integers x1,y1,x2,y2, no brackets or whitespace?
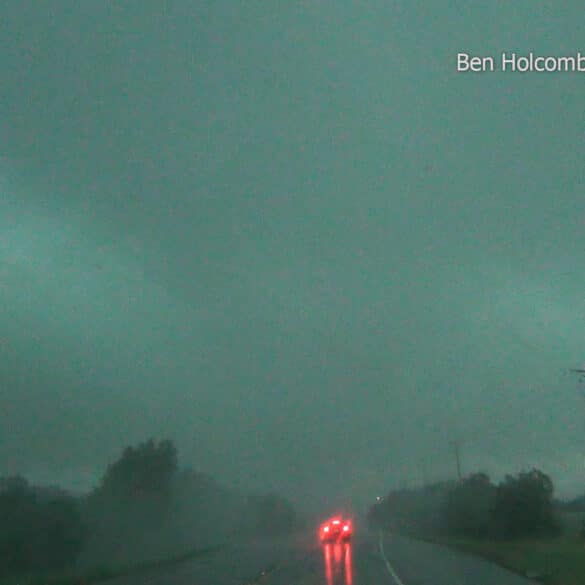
368,469,585,584
0,543,222,585
428,536,585,585
0,438,297,584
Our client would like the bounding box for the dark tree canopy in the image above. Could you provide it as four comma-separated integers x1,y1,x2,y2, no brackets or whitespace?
492,468,557,539
97,438,178,499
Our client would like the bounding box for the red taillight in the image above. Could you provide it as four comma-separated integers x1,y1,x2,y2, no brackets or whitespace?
343,525,349,531
323,525,330,532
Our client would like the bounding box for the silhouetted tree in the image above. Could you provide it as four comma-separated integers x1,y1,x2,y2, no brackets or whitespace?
97,438,178,499
81,439,179,564
491,469,558,539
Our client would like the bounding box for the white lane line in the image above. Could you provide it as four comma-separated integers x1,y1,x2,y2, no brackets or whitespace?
378,531,406,585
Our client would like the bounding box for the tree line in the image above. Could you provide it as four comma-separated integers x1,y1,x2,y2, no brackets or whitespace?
0,438,297,580
367,468,560,540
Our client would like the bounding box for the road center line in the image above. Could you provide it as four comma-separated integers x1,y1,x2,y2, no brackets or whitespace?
378,531,406,585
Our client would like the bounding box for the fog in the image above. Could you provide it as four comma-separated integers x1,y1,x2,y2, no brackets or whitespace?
2,1,585,519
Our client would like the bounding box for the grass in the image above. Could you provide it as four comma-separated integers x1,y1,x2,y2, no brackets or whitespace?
0,544,223,585
427,535,585,585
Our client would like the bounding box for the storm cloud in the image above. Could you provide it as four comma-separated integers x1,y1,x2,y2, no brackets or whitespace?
2,1,585,513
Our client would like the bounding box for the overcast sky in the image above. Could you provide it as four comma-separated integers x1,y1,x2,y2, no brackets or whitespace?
2,1,585,512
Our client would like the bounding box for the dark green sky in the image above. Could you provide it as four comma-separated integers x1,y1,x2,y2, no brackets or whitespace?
2,1,585,510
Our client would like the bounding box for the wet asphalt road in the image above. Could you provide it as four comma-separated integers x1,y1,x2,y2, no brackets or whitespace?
102,531,537,585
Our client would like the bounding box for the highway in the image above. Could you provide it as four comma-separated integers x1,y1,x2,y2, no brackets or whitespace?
102,531,537,585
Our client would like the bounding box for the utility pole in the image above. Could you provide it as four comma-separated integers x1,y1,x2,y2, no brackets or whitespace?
450,440,462,481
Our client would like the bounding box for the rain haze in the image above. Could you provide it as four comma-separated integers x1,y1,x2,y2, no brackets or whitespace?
2,0,585,524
